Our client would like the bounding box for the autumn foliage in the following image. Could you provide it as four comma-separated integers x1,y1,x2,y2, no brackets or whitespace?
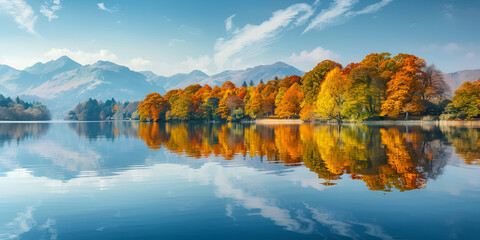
138,52,450,121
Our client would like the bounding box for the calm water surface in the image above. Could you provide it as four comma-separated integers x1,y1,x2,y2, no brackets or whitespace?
0,122,479,239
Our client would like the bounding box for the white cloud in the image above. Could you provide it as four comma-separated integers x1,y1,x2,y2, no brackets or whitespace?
134,55,213,76
168,38,185,47
441,42,461,53
214,3,313,71
465,52,476,60
225,14,236,31
130,57,151,70
97,2,112,13
44,48,118,65
422,42,463,53
350,0,393,16
162,55,212,75
304,0,393,33
304,0,357,33
40,0,62,21
0,0,38,34
284,46,339,71
313,0,321,6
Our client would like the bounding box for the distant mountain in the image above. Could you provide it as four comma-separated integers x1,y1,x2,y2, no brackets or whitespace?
444,69,480,92
200,62,304,88
1,57,303,118
22,60,162,118
25,56,82,78
142,70,209,90
141,61,304,91
0,65,40,95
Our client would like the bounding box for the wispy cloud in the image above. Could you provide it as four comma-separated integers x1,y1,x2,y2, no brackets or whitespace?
350,0,393,16
168,38,185,47
179,24,201,35
97,2,112,13
0,0,38,34
304,0,357,33
304,0,393,33
214,3,313,71
225,14,236,32
40,0,62,21
443,4,455,20
284,46,339,71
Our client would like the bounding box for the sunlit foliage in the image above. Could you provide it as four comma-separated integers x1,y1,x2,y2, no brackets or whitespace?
137,52,453,122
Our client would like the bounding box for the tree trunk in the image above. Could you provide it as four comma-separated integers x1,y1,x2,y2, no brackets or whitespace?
405,111,409,120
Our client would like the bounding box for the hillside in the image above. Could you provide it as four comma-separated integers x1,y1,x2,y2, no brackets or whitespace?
444,69,480,93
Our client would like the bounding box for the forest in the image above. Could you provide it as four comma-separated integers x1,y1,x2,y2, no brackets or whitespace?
66,98,140,121
137,52,456,122
0,95,51,120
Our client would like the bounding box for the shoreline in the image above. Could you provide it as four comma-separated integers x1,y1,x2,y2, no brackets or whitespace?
2,119,480,127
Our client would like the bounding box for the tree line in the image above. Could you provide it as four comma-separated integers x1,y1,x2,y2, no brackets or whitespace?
66,98,140,120
137,52,452,122
443,79,480,119
0,95,51,120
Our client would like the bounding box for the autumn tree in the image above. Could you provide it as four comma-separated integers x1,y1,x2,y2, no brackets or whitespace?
138,93,168,121
275,83,303,118
170,95,192,120
316,68,349,121
446,79,480,119
245,89,263,119
301,60,343,105
202,97,220,120
381,55,425,119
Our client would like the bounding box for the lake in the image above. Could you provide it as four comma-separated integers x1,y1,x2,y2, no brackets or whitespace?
0,121,479,239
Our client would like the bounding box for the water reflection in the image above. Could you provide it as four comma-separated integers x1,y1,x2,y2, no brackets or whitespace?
136,123,455,191
69,121,139,140
0,123,49,146
442,126,480,165
0,122,479,239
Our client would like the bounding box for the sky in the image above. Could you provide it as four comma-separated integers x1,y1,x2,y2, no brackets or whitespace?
0,0,479,76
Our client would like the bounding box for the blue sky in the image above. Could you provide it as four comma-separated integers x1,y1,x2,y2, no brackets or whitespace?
0,0,479,76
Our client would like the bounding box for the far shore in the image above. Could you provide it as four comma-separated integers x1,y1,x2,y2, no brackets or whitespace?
3,119,480,127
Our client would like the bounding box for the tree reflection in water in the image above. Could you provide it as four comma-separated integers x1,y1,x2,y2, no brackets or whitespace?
137,122,456,192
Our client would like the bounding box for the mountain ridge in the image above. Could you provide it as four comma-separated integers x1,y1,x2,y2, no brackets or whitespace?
0,57,305,118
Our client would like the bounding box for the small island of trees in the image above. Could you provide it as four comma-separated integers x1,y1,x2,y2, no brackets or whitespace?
66,98,140,120
137,52,454,122
0,95,51,120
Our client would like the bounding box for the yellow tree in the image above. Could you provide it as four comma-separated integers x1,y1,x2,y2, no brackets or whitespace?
316,68,349,121
300,60,342,120
245,89,263,119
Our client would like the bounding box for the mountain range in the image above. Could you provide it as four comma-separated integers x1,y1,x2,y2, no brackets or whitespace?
1,56,479,118
0,56,303,118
